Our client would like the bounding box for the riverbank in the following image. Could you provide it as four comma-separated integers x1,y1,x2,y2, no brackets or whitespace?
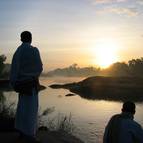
0,129,84,143
0,116,84,143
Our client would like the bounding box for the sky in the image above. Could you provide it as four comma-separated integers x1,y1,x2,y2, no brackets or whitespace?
0,0,143,71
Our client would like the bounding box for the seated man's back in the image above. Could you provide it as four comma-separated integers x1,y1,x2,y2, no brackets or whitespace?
103,102,143,143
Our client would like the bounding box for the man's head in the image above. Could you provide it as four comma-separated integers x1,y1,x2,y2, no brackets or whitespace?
21,31,32,43
122,101,136,115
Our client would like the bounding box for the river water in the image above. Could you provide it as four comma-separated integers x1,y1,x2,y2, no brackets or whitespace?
2,77,143,143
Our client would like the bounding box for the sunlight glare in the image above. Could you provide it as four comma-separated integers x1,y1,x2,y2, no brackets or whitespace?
91,39,119,68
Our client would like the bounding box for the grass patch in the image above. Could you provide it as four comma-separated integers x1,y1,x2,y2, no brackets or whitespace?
0,93,15,119
39,108,75,134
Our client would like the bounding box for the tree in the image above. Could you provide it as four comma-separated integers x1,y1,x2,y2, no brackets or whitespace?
128,58,143,76
107,62,129,76
0,55,6,76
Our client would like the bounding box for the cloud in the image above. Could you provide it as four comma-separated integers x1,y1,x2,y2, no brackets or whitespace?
96,7,138,16
90,0,143,6
110,7,138,16
91,0,127,4
89,0,140,17
136,0,143,5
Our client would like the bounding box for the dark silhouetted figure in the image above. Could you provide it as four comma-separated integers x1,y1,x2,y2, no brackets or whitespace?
10,31,43,143
103,101,143,143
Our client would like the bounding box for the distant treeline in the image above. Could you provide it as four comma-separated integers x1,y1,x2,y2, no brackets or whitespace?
1,55,143,78
43,64,100,77
43,58,143,77
104,58,143,77
0,55,10,78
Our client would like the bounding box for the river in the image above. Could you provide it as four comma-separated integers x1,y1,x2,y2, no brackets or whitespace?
2,77,143,143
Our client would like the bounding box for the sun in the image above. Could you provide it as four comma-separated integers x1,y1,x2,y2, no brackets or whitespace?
91,39,119,68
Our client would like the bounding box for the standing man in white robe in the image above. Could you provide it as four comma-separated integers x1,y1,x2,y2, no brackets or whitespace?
10,31,43,143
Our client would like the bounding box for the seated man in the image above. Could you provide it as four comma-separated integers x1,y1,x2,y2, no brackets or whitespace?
103,101,143,143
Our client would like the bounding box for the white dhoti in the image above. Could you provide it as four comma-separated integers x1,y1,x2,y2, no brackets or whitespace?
15,89,38,137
